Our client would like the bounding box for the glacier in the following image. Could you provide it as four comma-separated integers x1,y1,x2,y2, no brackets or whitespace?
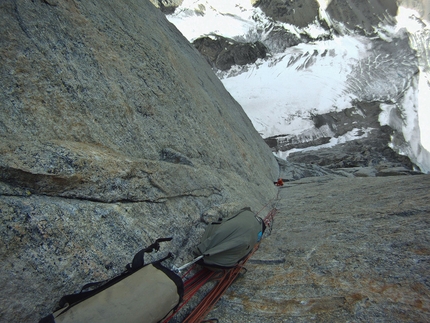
167,0,430,173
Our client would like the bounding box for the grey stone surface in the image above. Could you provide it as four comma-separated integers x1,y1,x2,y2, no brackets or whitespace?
276,157,351,182
0,1,278,322
208,175,430,322
326,0,398,34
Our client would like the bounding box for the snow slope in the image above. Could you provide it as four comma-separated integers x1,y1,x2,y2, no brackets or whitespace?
167,1,430,173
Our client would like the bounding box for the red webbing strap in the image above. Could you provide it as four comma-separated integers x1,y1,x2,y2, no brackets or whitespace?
256,189,281,216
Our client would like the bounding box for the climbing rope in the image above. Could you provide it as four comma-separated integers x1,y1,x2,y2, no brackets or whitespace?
255,188,281,216
182,244,259,323
161,267,221,323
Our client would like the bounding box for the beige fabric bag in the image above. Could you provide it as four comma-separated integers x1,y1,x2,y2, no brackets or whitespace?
39,239,183,323
52,263,181,323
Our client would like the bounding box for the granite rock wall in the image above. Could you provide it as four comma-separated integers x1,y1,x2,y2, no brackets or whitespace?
0,0,278,321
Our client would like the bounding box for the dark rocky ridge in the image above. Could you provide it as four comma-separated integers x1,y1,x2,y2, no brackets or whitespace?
150,0,183,15
254,0,398,35
265,101,420,175
150,0,182,14
326,0,398,34
253,0,321,28
193,36,268,71
167,0,403,68
267,102,385,152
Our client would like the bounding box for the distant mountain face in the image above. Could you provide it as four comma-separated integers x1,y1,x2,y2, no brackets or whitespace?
162,0,430,173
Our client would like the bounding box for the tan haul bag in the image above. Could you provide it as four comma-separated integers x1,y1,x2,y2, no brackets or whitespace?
39,238,183,323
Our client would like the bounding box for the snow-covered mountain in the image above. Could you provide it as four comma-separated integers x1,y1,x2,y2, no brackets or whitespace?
166,0,430,173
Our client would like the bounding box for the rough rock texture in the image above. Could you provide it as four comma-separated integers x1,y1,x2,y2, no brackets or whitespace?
193,36,267,71
253,0,320,28
253,0,398,34
326,0,398,34
208,174,430,322
267,102,386,152
275,157,347,182
286,129,419,175
265,100,420,176
258,26,304,53
149,0,183,14
0,0,278,322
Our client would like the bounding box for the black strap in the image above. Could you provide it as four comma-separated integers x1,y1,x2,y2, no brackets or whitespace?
128,237,173,271
80,279,110,293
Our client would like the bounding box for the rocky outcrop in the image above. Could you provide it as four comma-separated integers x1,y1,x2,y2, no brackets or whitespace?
276,142,420,179
149,0,183,14
267,102,385,151
326,0,398,34
275,157,349,181
253,0,398,34
265,100,419,176
286,131,420,177
253,0,320,28
193,36,267,71
0,1,278,322
259,26,305,53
